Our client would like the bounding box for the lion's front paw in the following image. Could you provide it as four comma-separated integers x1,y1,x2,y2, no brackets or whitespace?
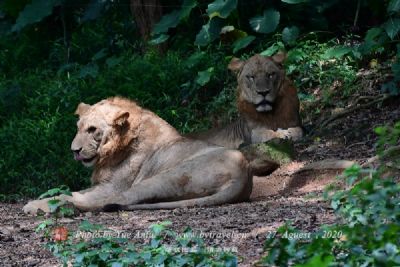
276,127,303,141
23,200,50,215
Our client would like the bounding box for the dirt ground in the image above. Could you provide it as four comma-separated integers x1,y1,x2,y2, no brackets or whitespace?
0,97,399,267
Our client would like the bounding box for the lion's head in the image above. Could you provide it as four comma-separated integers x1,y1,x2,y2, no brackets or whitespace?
229,53,287,112
71,97,141,168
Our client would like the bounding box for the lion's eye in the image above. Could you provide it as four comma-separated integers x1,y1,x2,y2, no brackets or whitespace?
267,72,275,79
87,126,97,133
246,75,254,81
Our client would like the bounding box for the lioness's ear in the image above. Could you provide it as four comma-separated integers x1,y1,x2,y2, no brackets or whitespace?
75,103,91,116
113,111,130,127
271,51,287,64
228,57,245,73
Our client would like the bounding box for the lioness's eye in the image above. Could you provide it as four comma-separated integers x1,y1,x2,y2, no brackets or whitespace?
87,126,97,133
267,72,275,79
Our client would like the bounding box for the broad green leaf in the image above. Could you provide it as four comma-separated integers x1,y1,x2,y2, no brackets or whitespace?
196,67,214,86
99,252,109,261
207,0,237,19
39,188,61,199
195,18,223,46
47,199,60,213
153,10,181,35
250,9,280,34
12,0,61,32
281,0,309,3
322,46,353,59
260,42,283,56
75,253,84,264
359,27,385,55
383,18,400,40
106,56,123,68
78,64,99,79
295,254,334,267
365,27,383,42
282,26,299,45
388,0,400,13
184,51,206,68
232,35,255,53
92,48,107,61
180,0,197,19
152,0,196,35
149,34,169,45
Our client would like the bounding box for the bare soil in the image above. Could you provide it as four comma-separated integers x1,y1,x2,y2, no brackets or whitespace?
1,97,399,267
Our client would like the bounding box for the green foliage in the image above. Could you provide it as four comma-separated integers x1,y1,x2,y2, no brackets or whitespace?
35,186,75,239
12,0,61,32
249,9,280,34
282,26,300,45
232,35,255,53
39,220,238,267
260,36,358,107
195,18,224,46
259,122,400,266
151,0,197,43
207,0,237,19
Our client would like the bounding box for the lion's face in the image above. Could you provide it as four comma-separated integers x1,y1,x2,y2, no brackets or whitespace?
229,54,286,112
71,101,130,167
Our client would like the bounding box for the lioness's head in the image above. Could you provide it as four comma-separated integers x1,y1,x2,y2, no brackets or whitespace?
229,53,286,112
71,98,139,167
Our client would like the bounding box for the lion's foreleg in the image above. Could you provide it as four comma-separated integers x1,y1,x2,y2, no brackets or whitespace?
251,126,303,143
23,184,126,214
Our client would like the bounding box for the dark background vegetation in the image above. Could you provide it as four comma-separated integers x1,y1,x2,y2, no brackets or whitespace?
0,0,399,200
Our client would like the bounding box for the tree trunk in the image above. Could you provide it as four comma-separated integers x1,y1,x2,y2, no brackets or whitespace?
130,0,163,41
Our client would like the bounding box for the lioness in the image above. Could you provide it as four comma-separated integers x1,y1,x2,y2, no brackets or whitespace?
187,53,303,149
23,97,252,214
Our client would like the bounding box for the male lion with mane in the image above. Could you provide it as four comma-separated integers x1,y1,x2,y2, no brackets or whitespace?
23,97,252,214
188,52,303,149
187,53,304,175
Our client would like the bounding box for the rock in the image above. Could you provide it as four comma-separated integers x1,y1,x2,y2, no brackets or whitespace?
239,138,295,176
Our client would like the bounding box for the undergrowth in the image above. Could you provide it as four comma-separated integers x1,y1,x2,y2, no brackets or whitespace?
258,121,400,266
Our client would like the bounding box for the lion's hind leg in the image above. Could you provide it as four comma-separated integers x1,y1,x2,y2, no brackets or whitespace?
104,149,252,211
104,181,245,211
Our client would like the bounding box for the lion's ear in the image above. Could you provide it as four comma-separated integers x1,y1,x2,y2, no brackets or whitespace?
271,51,287,64
113,111,130,127
228,57,245,73
75,103,91,116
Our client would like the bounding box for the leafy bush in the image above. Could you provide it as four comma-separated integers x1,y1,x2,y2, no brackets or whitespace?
40,220,237,267
259,122,400,266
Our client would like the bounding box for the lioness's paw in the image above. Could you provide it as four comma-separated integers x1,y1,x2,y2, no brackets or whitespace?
23,200,50,215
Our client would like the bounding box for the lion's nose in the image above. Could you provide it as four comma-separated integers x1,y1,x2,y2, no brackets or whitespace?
257,90,269,97
71,147,82,154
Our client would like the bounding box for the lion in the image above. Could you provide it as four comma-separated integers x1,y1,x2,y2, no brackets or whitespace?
186,53,303,175
23,97,252,214
187,53,303,149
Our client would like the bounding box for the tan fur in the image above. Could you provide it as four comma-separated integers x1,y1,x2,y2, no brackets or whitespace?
23,97,252,214
187,53,303,149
